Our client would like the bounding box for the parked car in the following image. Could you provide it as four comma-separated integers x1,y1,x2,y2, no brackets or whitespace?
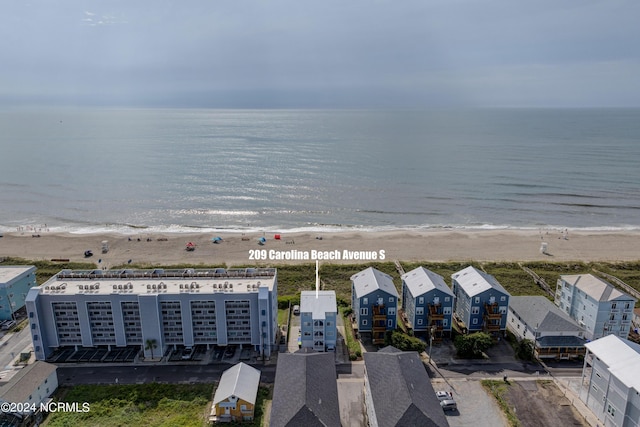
1,320,16,330
181,347,193,360
436,391,452,401
293,305,300,315
440,399,457,412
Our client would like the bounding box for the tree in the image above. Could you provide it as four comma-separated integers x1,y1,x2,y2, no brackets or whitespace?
515,338,535,361
145,338,158,359
454,332,493,358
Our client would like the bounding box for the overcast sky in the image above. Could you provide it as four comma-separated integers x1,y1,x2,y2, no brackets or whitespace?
2,0,639,108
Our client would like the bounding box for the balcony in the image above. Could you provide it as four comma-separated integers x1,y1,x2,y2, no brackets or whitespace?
428,304,444,320
484,302,501,320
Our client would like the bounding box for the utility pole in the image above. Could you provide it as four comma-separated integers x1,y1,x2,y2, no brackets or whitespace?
428,325,436,364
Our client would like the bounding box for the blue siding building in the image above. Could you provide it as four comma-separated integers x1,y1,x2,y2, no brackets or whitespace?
351,267,398,345
452,266,510,336
0,266,37,321
299,290,337,352
401,266,454,341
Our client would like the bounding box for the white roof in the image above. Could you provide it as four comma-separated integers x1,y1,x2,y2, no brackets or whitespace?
37,268,276,296
402,267,453,298
0,266,35,284
561,274,635,302
351,267,398,298
212,362,261,405
585,335,640,392
452,266,509,298
300,290,337,320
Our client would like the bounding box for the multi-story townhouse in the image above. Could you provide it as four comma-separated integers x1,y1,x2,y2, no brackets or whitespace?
451,266,510,336
0,265,37,321
25,267,278,361
581,334,640,427
401,266,454,341
555,274,636,341
300,290,337,352
351,267,398,345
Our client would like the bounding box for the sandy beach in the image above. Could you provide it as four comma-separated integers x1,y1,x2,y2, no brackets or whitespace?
1,229,639,267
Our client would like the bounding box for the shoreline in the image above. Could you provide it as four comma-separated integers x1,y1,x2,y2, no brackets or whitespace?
1,229,639,267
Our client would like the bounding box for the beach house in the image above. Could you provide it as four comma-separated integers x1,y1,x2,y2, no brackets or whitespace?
26,268,279,361
0,265,37,321
555,274,636,341
508,296,586,360
299,290,337,352
270,351,341,427
351,267,398,345
401,266,454,341
210,362,261,423
363,346,449,427
580,334,640,427
451,266,510,336
0,361,58,422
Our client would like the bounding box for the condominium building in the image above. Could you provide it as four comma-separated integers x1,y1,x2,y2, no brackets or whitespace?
25,268,278,361
351,267,398,345
401,266,454,341
451,266,510,336
581,335,640,427
0,266,37,321
555,274,636,341
299,290,337,352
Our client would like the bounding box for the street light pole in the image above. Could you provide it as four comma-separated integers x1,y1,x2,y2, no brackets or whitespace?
428,325,435,364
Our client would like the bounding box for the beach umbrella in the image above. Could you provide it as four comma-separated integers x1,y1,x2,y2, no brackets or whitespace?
212,236,223,243
258,237,266,245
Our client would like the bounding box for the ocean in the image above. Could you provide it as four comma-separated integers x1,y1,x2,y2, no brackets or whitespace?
1,108,639,234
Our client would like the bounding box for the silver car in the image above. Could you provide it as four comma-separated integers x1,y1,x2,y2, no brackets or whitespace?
440,399,457,412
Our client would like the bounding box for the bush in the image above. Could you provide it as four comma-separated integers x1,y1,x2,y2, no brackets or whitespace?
454,332,493,358
515,339,535,361
384,331,426,353
277,295,299,310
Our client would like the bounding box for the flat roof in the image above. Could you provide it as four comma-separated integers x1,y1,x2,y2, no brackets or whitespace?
0,266,35,284
300,290,337,319
37,268,276,297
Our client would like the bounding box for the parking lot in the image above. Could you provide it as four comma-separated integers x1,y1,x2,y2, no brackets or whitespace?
47,345,139,363
431,377,507,427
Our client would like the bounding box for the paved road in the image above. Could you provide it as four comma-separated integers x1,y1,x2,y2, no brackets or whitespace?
0,326,33,369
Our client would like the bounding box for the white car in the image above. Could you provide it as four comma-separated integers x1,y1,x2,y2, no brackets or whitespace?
436,391,452,401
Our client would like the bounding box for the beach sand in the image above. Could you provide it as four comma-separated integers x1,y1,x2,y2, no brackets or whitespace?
1,229,638,267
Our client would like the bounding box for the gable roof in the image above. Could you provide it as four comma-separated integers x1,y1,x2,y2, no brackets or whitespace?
561,274,635,302
213,362,261,405
585,335,640,392
452,266,509,298
402,267,454,299
0,361,57,403
300,290,337,320
270,352,340,427
509,296,583,333
351,267,398,299
364,347,449,427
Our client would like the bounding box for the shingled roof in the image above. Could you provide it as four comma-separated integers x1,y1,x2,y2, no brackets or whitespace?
364,346,449,427
270,351,340,427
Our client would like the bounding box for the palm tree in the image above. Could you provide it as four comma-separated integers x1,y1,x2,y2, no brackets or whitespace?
145,338,158,359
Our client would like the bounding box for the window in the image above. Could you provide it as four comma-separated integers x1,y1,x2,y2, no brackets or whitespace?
444,297,450,302
607,404,615,417
610,314,615,321
362,319,368,326
388,308,396,316
363,298,368,305
417,319,423,325
418,297,424,304
623,314,628,321
443,319,448,326
261,309,265,315
389,297,394,303
499,306,507,314
472,318,478,325
387,319,393,327
474,297,480,304
443,307,451,315
471,307,480,315
625,303,630,309
500,296,506,301
416,307,424,315
361,308,368,316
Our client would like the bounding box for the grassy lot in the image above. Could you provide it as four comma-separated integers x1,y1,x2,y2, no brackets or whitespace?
45,383,272,427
